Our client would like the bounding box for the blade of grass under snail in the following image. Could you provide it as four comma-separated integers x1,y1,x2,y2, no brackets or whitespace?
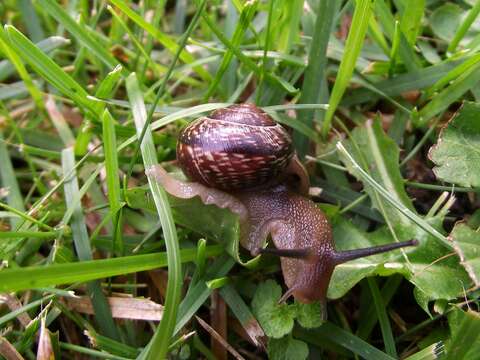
367,278,397,357
322,0,373,138
294,0,338,157
102,110,124,255
336,142,452,250
61,148,120,340
126,73,182,360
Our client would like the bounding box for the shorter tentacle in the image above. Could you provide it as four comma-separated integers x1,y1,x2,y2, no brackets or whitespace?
146,165,248,222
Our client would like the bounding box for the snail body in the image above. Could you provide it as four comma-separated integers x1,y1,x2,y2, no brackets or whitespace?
147,104,417,307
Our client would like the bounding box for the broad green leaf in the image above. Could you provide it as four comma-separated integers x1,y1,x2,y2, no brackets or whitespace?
429,102,480,187
449,223,480,289
328,217,472,312
445,308,480,360
251,280,296,338
268,336,309,360
430,3,463,41
293,301,324,329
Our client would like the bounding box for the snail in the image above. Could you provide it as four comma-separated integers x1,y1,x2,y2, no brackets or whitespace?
147,104,417,308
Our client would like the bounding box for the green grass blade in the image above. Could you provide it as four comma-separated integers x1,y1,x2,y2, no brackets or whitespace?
17,0,45,42
404,342,444,360
357,275,402,339
0,132,25,230
367,278,396,357
5,25,98,117
204,0,258,100
219,284,265,347
45,97,76,147
76,65,123,155
61,147,119,340
296,322,396,360
0,201,51,231
424,53,480,97
0,246,223,292
126,73,181,360
399,0,425,46
294,0,338,156
102,109,124,255
174,256,235,335
37,0,120,71
322,0,373,137
417,63,480,124
200,11,297,94
0,28,44,111
374,0,421,71
448,0,480,53
0,36,69,82
126,0,207,180
109,0,210,81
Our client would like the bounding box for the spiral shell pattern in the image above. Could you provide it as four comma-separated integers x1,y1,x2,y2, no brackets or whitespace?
177,104,293,190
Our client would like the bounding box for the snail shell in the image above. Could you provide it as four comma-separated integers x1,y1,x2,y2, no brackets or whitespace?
177,104,294,191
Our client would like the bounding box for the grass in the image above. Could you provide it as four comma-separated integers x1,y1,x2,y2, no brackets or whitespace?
0,1,479,359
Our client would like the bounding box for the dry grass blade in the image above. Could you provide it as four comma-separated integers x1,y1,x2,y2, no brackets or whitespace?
63,296,164,321
0,294,31,328
195,315,245,360
36,318,54,360
0,336,24,360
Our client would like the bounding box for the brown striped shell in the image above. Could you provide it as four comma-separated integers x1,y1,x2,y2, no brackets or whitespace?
177,104,293,191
